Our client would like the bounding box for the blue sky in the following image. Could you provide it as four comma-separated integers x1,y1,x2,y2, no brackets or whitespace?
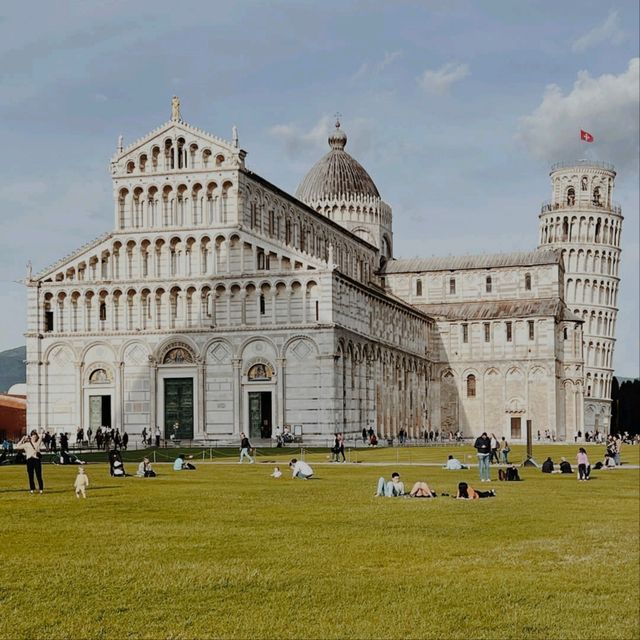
0,0,638,376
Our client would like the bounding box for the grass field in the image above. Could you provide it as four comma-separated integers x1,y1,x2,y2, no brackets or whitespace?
1,445,638,640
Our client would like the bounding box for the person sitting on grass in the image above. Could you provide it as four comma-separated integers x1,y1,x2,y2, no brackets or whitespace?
173,454,196,471
270,466,282,478
506,464,521,481
443,454,467,470
375,472,404,497
541,457,555,473
559,457,572,474
136,457,156,477
455,481,495,499
409,481,436,498
289,458,313,479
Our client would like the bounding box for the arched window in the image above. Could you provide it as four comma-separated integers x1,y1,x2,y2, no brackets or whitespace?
485,276,492,293
416,279,422,297
524,273,531,291
567,187,575,206
581,176,588,191
592,187,601,206
99,302,107,322
466,374,476,398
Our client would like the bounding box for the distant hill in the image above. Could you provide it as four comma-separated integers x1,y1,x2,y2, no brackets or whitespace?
0,346,26,392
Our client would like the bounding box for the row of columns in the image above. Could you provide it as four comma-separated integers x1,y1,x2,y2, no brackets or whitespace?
540,214,622,247
46,285,320,335
117,190,231,230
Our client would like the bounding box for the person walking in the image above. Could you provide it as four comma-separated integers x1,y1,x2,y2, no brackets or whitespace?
74,467,89,498
613,436,622,466
338,432,346,462
15,430,45,494
239,432,254,464
154,426,161,448
122,431,129,451
490,433,500,464
330,435,340,462
362,427,368,444
474,431,492,482
500,437,511,464
577,447,590,481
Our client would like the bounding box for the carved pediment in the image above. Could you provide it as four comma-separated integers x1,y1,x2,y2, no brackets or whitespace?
111,117,245,178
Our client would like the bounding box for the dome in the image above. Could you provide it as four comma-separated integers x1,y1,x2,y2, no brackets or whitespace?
295,120,380,202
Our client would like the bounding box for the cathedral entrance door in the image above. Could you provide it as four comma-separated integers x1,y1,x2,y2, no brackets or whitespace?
248,391,272,439
510,417,522,439
89,395,111,429
164,378,194,440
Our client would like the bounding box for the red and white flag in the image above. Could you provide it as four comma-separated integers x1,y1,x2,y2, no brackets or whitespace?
580,129,594,142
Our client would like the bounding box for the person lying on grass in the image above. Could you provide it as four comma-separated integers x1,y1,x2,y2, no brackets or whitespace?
375,472,404,496
408,481,436,498
455,481,495,499
443,454,467,470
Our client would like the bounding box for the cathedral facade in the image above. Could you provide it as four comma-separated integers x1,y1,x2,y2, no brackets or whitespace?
24,102,622,443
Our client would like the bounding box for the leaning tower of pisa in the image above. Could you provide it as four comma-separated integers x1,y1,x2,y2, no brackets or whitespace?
538,160,623,434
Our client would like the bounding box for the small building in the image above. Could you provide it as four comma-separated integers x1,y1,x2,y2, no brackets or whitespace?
0,393,27,441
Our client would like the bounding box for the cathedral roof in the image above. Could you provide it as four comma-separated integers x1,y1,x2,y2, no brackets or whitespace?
415,298,581,322
383,250,561,274
295,120,380,203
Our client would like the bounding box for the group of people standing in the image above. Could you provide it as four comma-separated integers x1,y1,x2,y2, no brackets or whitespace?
94,427,129,451
141,427,162,448
361,427,379,446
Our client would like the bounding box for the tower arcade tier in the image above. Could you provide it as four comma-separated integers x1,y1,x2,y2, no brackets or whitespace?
538,160,623,433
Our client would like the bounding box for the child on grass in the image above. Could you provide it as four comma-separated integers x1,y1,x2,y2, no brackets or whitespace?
271,466,282,478
74,467,89,498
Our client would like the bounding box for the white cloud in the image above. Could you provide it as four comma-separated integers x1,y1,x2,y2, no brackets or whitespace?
269,116,333,158
351,50,403,82
268,115,375,164
572,10,626,53
518,58,639,173
377,50,403,72
417,62,469,96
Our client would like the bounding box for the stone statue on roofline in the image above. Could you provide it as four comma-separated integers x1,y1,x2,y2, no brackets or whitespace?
171,96,181,121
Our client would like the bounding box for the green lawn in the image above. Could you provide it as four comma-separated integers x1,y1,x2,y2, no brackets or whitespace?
1,450,638,640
